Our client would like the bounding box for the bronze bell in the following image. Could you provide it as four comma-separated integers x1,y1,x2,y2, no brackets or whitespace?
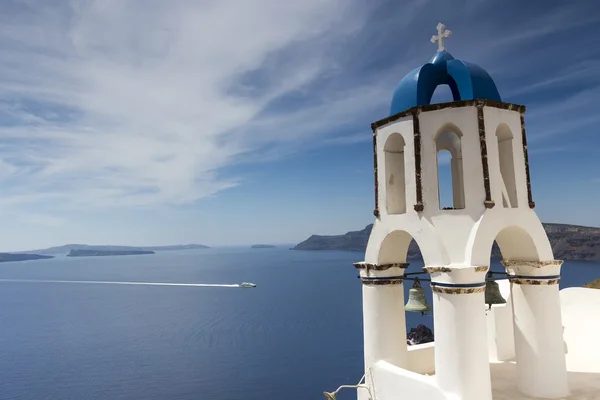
404,277,431,315
485,272,506,309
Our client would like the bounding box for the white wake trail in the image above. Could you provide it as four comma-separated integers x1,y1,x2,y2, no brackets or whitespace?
0,279,241,288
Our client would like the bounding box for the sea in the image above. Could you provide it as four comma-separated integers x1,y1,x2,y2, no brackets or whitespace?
0,247,598,400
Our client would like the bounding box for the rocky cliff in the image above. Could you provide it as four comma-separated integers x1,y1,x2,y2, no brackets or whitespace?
293,223,600,262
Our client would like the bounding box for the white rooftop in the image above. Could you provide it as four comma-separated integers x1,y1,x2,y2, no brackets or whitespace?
489,361,600,400
357,287,600,400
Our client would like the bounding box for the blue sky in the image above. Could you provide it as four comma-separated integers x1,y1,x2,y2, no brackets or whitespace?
0,0,599,251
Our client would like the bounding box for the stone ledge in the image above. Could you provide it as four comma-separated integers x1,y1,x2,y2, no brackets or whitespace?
430,285,486,294
501,260,563,268
354,262,409,271
512,278,560,285
423,265,489,273
360,277,404,286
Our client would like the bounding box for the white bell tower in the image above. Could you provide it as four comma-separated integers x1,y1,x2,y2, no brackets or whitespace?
355,24,569,400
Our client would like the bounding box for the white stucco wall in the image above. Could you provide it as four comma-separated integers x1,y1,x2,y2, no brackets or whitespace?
406,342,435,375
376,117,416,215
419,107,481,213
560,287,600,373
482,107,527,210
362,280,408,371
370,105,553,267
369,361,448,400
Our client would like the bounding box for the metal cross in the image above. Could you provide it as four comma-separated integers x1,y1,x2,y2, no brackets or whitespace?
431,23,452,52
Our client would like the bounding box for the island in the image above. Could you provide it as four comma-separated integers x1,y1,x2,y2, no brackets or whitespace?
18,243,210,256
251,244,276,249
0,253,54,263
141,244,210,251
67,249,155,257
292,223,600,262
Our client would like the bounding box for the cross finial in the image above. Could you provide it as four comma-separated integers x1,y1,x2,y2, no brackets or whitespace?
431,23,452,52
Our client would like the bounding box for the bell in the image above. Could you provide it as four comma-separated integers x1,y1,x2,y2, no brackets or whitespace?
485,272,506,309
404,277,431,314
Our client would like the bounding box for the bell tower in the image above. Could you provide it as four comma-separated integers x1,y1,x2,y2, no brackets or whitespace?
355,23,569,400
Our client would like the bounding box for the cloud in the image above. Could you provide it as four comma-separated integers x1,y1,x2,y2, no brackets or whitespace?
18,212,66,228
0,0,598,215
0,0,370,209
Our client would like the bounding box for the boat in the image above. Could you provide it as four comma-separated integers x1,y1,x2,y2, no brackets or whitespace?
239,282,256,288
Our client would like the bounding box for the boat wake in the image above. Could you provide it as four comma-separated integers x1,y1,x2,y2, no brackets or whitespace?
0,279,242,288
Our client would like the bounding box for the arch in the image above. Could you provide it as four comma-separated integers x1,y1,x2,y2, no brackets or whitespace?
365,221,449,266
384,133,407,214
496,124,518,208
418,65,461,106
435,125,465,209
434,122,463,143
446,60,501,102
495,225,539,260
467,215,554,266
378,230,414,264
429,83,456,105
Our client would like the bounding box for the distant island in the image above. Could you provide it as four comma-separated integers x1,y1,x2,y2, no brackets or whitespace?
292,223,600,262
251,244,276,249
67,249,155,257
0,243,210,264
18,243,210,256
0,253,54,263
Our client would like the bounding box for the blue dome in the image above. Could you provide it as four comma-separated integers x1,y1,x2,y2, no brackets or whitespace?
389,50,501,115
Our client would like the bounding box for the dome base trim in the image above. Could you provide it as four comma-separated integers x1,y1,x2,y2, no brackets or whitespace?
371,99,525,131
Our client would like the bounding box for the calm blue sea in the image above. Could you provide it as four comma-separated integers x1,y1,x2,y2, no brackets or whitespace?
0,248,598,400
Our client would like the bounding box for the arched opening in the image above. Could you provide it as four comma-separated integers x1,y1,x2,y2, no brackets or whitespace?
487,225,542,310
494,225,539,261
435,127,465,210
486,225,543,363
429,84,455,105
378,230,414,264
378,231,435,375
437,150,453,209
496,124,518,208
384,133,407,214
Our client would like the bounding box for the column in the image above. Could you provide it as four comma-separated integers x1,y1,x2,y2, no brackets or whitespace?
426,265,492,400
503,260,569,399
354,262,409,371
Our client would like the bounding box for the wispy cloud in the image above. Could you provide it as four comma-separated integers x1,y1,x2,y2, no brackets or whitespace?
18,212,66,228
0,0,372,209
0,0,598,217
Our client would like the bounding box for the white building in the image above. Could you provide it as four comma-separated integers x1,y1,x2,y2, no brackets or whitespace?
325,24,600,400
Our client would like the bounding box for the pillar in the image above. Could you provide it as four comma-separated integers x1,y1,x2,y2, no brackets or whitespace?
426,265,492,400
354,262,409,371
503,260,569,398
